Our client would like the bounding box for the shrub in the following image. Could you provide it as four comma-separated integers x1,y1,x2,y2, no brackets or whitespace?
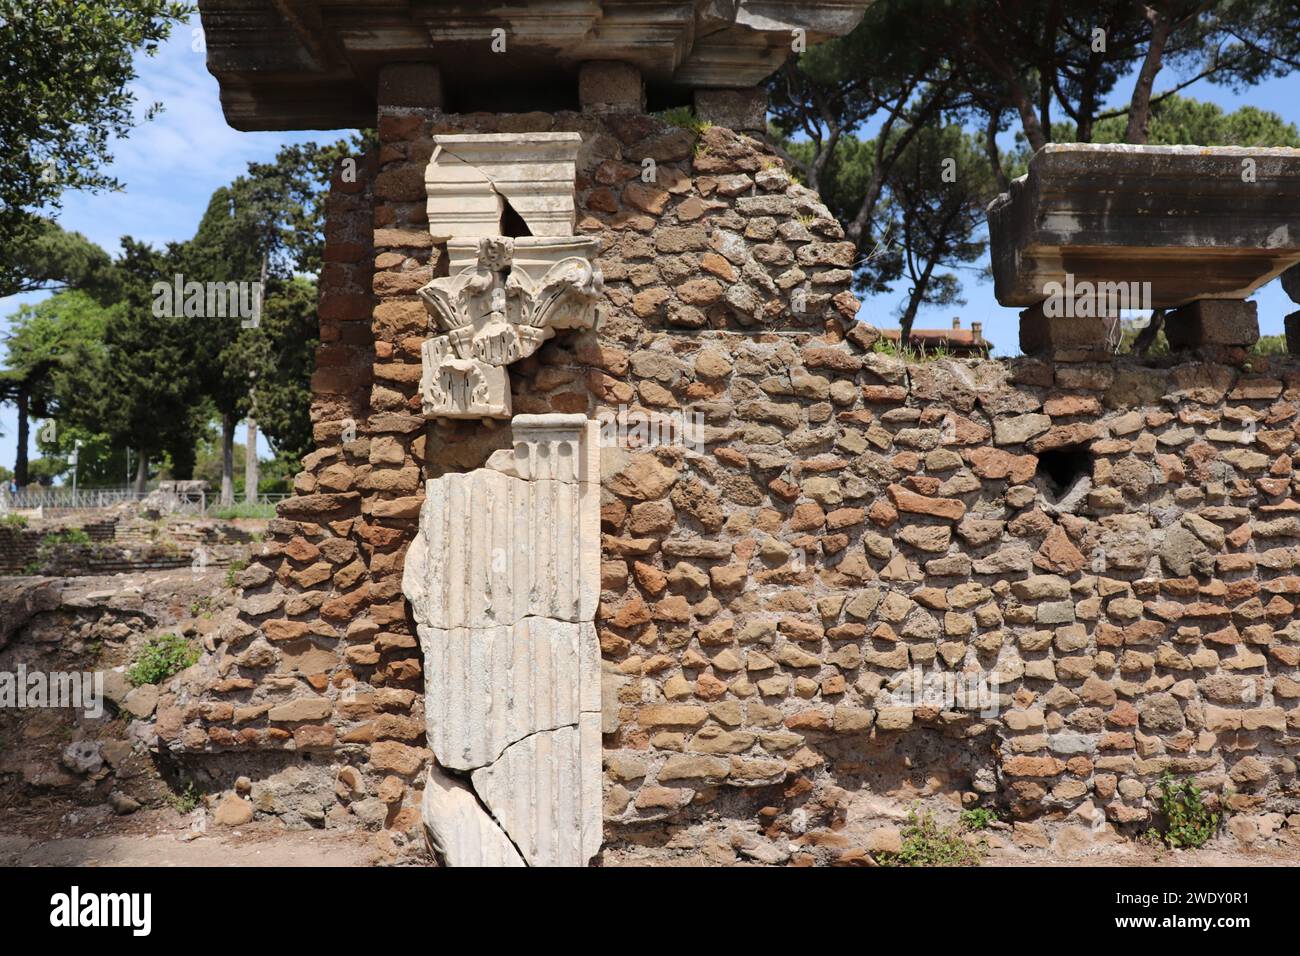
879,810,984,867
224,558,248,589
43,527,92,546
654,106,712,136
170,777,201,813
1154,772,1220,849
960,807,999,831
128,633,199,686
0,513,27,530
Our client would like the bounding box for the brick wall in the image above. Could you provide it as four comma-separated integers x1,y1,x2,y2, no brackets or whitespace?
159,109,1300,856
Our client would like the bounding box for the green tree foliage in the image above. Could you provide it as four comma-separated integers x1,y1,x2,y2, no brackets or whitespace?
175,136,367,500
767,0,957,261
771,4,1295,341
906,0,1265,150
176,185,266,503
249,277,320,460
0,0,190,289
1086,94,1300,147
0,291,108,484
29,424,132,489
883,127,998,339
1215,0,1300,83
0,219,118,300
53,239,206,488
1,99,363,492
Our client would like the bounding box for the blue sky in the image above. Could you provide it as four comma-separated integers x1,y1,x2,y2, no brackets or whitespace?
2,15,1298,478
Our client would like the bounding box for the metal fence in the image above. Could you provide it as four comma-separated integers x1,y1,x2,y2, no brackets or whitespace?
0,485,289,518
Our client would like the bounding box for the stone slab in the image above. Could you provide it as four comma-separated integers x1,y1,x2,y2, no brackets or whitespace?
989,144,1300,308
403,470,599,628
198,0,873,128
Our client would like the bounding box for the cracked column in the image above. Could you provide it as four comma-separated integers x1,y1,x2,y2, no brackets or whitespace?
404,414,601,866
405,126,604,865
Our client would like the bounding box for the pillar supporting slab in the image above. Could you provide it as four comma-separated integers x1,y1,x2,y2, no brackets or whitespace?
1165,299,1259,350
693,87,768,134
1018,301,1113,361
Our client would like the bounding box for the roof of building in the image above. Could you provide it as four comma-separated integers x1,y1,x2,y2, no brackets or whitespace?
879,320,991,351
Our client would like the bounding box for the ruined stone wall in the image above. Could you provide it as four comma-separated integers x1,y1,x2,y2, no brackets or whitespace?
598,338,1300,842
160,108,1300,857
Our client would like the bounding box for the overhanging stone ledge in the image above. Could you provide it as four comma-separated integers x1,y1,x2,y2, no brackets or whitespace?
196,0,875,127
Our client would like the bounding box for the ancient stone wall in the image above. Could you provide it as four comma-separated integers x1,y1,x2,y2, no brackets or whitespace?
157,109,1300,858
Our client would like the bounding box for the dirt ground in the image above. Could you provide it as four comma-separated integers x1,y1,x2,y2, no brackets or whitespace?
0,803,382,866
2,798,1298,867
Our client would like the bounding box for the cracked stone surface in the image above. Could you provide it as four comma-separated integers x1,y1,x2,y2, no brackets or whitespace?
421,765,525,868
471,716,602,868
419,618,600,772
403,415,601,866
426,134,582,240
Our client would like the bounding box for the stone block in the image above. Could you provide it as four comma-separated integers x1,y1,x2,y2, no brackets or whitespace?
426,133,582,239
694,88,768,133
376,62,443,109
1018,302,1110,357
419,618,600,771
471,715,602,867
1165,299,1259,349
1285,311,1300,355
421,765,524,867
578,61,644,113
1283,264,1300,304
403,470,599,628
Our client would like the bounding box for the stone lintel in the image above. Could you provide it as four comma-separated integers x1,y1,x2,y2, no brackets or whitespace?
578,61,644,114
694,87,768,133
1165,299,1259,350
197,0,872,129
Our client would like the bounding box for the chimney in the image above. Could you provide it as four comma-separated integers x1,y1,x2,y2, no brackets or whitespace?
971,321,983,339
952,317,961,330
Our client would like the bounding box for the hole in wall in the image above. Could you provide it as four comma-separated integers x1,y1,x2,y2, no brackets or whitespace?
500,197,532,238
1036,444,1093,497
